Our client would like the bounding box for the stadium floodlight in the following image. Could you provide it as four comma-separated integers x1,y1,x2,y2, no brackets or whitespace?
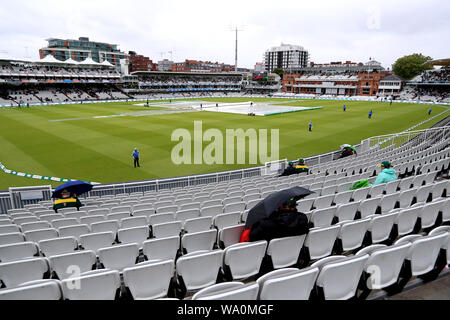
230,25,245,73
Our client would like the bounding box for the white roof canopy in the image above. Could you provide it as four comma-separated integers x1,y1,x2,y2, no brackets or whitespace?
64,58,79,65
36,55,66,64
101,60,114,67
78,57,100,66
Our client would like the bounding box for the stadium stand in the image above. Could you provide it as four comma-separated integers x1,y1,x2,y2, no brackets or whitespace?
0,122,448,300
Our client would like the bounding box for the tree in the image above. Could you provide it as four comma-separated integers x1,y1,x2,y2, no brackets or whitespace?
272,68,284,78
392,53,433,80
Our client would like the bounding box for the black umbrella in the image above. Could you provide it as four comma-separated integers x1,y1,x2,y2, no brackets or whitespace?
245,186,314,229
245,187,314,228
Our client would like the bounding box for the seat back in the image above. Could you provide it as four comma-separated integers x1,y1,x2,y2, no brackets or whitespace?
176,250,224,291
369,213,397,244
20,222,52,233
184,217,213,233
24,229,59,243
304,225,340,260
58,225,90,241
316,254,369,300
181,229,217,254
120,216,148,229
313,195,334,210
0,280,62,300
335,202,359,222
213,212,241,230
98,243,140,271
267,235,306,269
409,233,448,276
396,207,420,236
49,251,97,280
118,227,150,247
152,221,182,239
123,260,175,300
143,236,180,262
398,189,416,208
79,232,115,254
310,207,336,228
223,241,268,280
419,201,442,229
38,237,78,257
0,257,49,288
0,242,39,263
200,205,223,218
218,224,245,249
90,220,120,236
175,209,200,224
338,219,371,251
258,267,319,300
223,202,246,214
364,243,411,289
61,270,121,300
52,218,79,229
79,215,106,227
193,282,259,300
0,225,21,235
358,197,381,219
148,213,175,226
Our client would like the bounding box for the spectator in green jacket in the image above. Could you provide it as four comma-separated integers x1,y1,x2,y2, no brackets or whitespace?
374,161,397,185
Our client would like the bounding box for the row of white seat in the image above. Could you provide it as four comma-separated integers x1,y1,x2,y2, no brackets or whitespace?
1,226,449,300
9,172,445,224
3,192,449,283
311,140,448,176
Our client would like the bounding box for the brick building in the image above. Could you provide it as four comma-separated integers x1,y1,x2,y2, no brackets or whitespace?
128,51,157,73
282,60,391,96
171,59,235,73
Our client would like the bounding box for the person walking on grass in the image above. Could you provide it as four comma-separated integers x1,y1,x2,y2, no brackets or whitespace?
309,120,313,132
368,109,373,119
133,148,140,168
428,107,432,116
343,104,346,112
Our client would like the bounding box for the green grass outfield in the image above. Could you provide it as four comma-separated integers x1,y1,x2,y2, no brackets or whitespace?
0,97,448,190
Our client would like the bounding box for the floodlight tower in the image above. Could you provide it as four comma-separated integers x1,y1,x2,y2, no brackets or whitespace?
231,26,244,72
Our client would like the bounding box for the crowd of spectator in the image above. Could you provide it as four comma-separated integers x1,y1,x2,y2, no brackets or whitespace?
0,62,120,79
420,69,450,83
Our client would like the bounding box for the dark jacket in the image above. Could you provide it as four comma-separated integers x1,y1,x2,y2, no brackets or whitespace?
280,166,297,177
340,149,353,158
249,209,309,242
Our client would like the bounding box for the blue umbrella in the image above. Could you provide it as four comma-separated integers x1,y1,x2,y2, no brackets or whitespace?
52,180,93,199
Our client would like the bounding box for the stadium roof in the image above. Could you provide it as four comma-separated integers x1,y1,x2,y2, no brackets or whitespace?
131,71,245,76
425,58,450,66
64,58,79,65
36,55,66,64
78,57,100,66
101,60,114,67
380,74,404,81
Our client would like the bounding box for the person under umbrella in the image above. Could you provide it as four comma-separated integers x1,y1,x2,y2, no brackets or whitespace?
52,180,93,213
240,186,312,243
53,188,82,213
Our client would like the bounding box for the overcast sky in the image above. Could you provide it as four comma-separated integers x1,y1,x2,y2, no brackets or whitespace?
0,0,448,69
